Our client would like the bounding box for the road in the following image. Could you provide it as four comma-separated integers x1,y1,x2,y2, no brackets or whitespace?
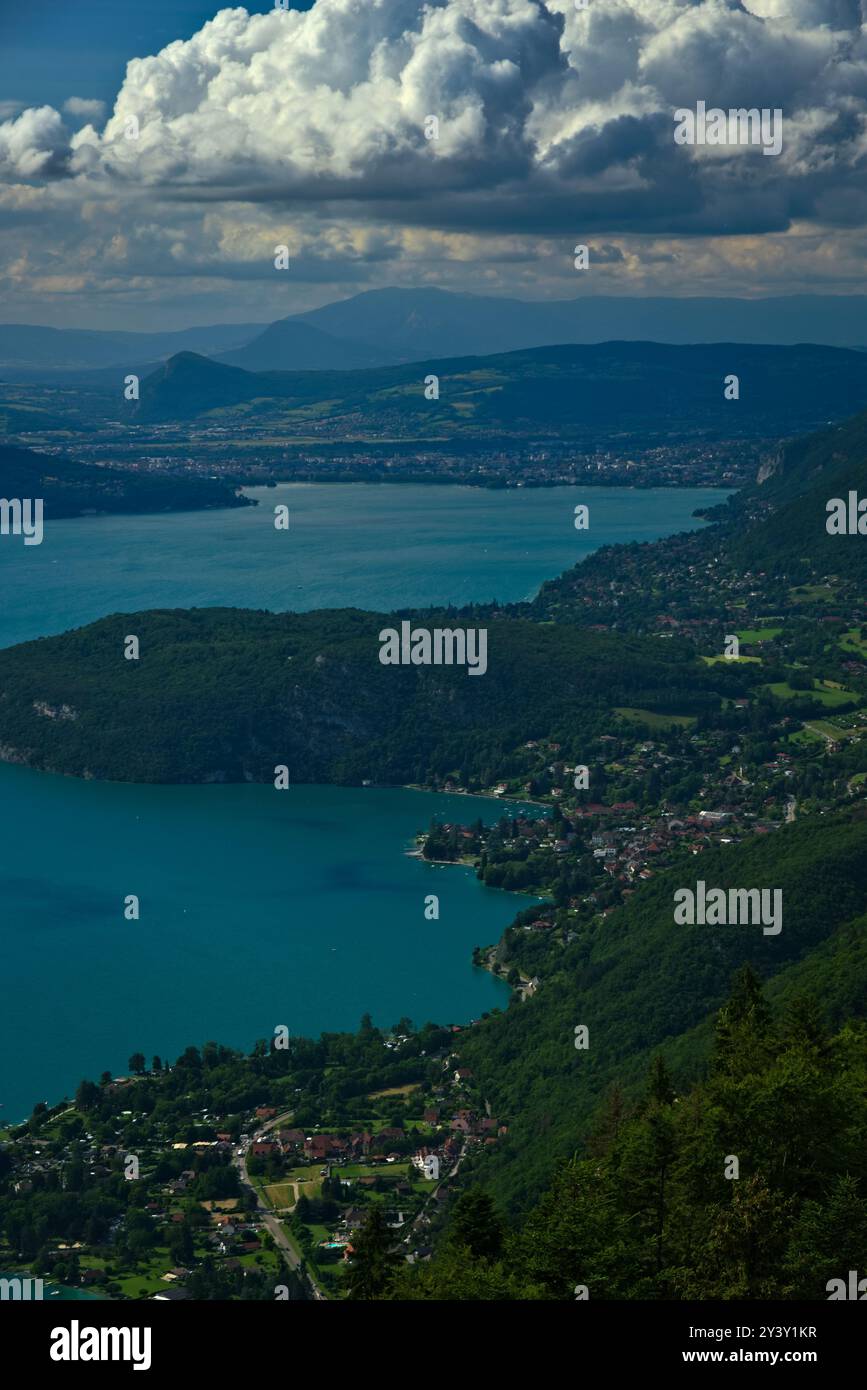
232,1118,326,1301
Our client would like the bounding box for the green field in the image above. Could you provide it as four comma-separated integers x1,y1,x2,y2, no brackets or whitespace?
767,681,858,707
341,1162,410,1179
789,584,836,603
736,627,783,643
839,629,867,655
805,720,861,741
263,1182,296,1209
615,707,697,728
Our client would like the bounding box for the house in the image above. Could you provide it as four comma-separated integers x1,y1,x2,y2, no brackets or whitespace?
277,1128,305,1148
303,1134,345,1161
348,1132,372,1159
450,1110,474,1134
372,1128,403,1149
251,1140,278,1158
255,1107,278,1120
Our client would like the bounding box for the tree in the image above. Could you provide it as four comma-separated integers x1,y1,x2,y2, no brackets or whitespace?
712,965,773,1076
447,1189,504,1262
782,995,828,1054
647,1055,675,1107
75,1079,100,1112
128,1053,146,1076
169,1222,195,1266
344,1206,402,1300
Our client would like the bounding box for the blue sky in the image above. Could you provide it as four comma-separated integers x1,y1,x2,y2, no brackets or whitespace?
0,2,310,108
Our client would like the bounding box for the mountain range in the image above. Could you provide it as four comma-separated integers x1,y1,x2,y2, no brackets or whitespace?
132,340,867,442
3,288,867,381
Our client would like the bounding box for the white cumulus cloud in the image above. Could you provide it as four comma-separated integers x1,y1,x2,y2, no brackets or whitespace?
1,0,867,316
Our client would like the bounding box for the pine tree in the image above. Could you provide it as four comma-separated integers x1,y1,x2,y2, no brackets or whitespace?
344,1206,402,1300
647,1055,675,1107
447,1189,504,1262
712,964,773,1075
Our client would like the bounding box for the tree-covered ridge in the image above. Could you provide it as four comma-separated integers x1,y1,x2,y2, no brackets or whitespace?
0,443,250,518
385,975,867,1300
0,607,750,784
451,812,867,1214
528,406,867,634
135,341,867,441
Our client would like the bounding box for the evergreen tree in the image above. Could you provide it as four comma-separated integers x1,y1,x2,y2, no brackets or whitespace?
344,1205,402,1300
447,1189,504,1262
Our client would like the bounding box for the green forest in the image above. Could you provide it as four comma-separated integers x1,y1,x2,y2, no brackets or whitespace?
386,975,867,1300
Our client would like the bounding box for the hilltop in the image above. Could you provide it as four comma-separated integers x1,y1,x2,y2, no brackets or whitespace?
133,341,867,442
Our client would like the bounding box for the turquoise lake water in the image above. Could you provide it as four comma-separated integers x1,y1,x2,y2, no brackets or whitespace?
0,482,728,1121
0,769,543,1122
0,482,728,648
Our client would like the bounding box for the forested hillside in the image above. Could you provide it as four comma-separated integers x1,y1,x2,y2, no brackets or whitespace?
0,443,250,518
135,341,867,439
390,976,867,1299
0,608,750,783
451,813,867,1215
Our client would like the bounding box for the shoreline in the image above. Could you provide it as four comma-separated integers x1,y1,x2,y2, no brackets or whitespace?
401,782,550,810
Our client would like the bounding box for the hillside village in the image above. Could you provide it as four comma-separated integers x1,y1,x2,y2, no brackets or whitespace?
0,1028,505,1301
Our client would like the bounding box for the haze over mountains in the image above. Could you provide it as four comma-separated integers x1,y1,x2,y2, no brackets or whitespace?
0,321,263,375
3,289,867,381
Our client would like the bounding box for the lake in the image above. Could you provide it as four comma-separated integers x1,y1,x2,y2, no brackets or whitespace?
0,767,543,1123
0,482,728,648
0,481,727,1121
